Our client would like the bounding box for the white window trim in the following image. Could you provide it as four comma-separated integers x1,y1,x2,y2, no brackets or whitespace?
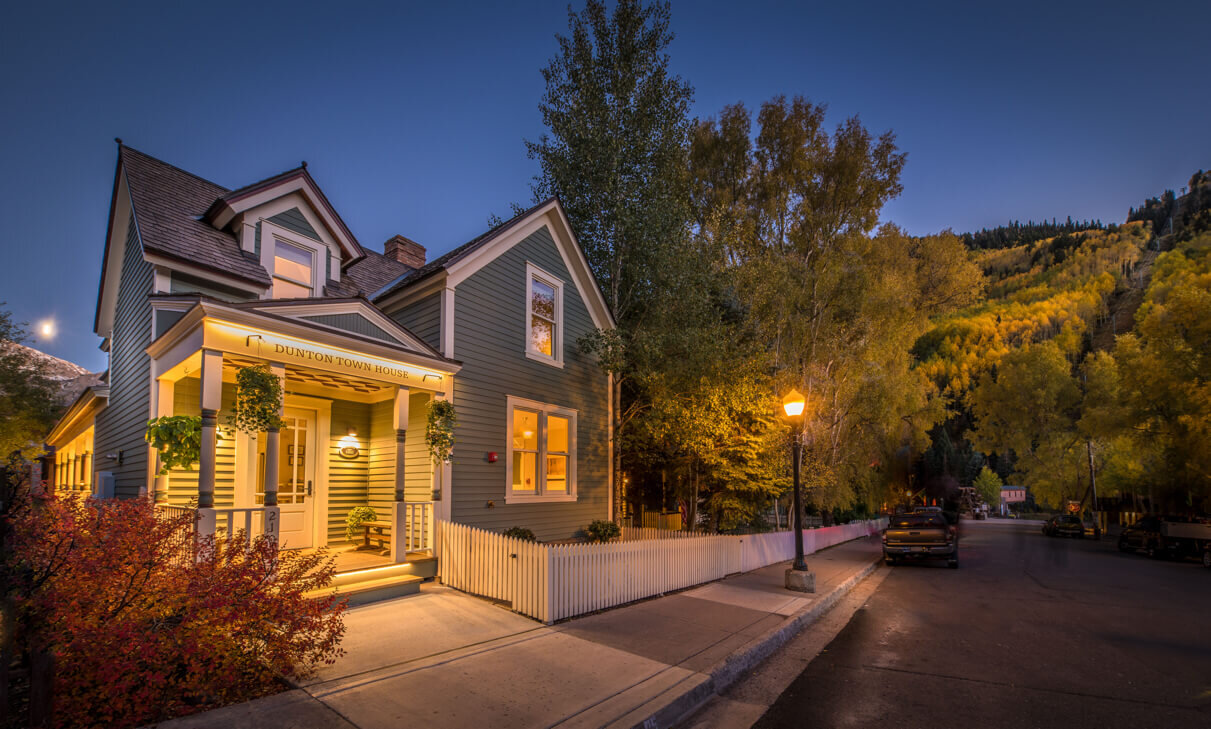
260,220,329,300
524,262,564,368
505,395,577,504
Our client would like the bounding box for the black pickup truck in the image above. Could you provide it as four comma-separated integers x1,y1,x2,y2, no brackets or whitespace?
883,513,959,568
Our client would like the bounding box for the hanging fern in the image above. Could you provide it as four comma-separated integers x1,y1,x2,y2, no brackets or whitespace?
227,364,285,434
145,416,202,475
426,400,457,465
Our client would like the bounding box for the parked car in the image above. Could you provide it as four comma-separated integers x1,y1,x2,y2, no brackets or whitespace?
882,513,958,568
1118,515,1211,560
1043,515,1084,538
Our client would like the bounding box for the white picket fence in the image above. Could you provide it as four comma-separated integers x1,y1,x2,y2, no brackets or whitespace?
438,518,887,623
619,525,702,541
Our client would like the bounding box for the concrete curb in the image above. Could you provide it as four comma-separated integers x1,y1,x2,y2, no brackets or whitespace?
621,540,883,729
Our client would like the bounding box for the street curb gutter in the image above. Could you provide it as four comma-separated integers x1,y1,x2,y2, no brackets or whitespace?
621,542,882,729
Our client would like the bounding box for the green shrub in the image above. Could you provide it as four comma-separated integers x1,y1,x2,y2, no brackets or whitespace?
502,526,536,542
345,506,378,542
585,519,621,543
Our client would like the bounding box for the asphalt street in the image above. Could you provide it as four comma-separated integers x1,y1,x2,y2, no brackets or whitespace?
751,519,1211,729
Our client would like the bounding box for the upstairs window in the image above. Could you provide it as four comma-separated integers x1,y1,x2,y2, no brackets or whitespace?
525,263,563,366
272,239,315,298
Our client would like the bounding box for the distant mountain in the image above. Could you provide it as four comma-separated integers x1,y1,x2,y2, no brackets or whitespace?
2,342,104,406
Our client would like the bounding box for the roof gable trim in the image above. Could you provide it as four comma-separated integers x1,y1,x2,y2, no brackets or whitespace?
205,170,363,264
444,200,615,331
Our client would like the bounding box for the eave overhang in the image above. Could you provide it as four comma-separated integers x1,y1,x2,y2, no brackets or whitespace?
146,296,461,390
46,385,109,447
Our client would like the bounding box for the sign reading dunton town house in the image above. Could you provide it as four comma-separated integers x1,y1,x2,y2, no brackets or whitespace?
205,320,449,390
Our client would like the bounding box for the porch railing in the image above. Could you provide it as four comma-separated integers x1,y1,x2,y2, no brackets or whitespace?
154,504,269,548
401,501,435,553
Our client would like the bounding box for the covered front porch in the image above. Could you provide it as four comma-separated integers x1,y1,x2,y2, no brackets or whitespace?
147,297,459,565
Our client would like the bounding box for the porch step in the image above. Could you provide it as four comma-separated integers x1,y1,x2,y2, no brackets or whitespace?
331,561,428,588
308,572,424,607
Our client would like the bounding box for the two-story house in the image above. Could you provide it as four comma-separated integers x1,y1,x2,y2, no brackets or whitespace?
45,144,614,559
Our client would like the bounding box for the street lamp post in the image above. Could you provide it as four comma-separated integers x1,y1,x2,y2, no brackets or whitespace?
782,389,815,593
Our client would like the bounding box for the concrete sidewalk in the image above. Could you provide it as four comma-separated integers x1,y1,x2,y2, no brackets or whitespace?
157,534,883,729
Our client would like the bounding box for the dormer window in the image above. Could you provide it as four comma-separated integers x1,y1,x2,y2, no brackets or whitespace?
272,238,315,299
525,263,563,367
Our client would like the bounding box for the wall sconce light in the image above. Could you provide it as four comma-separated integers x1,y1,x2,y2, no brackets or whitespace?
338,427,361,459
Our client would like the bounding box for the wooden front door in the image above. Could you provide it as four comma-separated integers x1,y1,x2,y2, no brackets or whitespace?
258,408,317,549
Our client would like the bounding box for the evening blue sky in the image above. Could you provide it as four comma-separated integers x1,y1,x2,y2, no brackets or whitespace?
2,0,1207,371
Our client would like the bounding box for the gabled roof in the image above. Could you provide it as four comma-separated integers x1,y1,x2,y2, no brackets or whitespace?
97,146,422,333
372,198,555,300
371,197,616,331
146,294,461,375
230,296,444,359
203,164,365,263
119,146,271,286
344,248,415,295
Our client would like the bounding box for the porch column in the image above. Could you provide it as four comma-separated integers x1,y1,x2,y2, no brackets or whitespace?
391,386,410,563
197,349,223,513
261,363,285,543
153,378,174,503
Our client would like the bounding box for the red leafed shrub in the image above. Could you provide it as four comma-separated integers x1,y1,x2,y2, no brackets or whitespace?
4,494,346,728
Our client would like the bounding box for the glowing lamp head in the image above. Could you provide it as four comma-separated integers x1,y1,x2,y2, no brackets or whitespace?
782,389,806,418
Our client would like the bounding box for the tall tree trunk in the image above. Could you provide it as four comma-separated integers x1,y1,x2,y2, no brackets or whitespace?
613,381,623,521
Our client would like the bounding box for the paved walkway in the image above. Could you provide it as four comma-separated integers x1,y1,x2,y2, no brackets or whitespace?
156,534,882,729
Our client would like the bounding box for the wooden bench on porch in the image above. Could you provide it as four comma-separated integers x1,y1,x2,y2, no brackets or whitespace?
360,520,393,555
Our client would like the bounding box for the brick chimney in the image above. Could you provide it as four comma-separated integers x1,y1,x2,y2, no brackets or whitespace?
384,235,426,269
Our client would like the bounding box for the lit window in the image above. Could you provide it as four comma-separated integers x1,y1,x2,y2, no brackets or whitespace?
273,240,314,298
526,264,563,366
511,409,540,494
506,397,576,502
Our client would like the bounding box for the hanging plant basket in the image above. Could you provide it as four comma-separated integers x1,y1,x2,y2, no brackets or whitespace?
145,416,202,475
227,364,285,434
426,400,457,465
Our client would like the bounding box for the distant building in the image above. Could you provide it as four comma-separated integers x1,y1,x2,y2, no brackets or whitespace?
1000,485,1027,514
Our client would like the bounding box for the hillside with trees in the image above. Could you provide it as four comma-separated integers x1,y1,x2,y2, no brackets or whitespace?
919,178,1211,515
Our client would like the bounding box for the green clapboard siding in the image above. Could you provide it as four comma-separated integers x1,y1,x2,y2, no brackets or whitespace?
268,208,321,241
448,225,609,541
390,291,441,352
326,400,371,546
302,313,397,344
367,393,436,534
94,218,153,498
